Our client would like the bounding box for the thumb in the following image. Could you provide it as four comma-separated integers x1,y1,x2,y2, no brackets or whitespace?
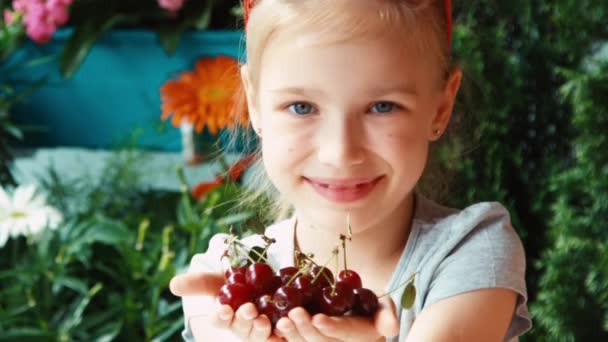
374,296,400,337
169,272,224,297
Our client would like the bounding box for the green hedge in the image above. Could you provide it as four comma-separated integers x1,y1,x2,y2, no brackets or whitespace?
446,1,608,340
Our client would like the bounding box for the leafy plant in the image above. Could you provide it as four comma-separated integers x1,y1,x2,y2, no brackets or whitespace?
2,0,242,78
0,150,258,340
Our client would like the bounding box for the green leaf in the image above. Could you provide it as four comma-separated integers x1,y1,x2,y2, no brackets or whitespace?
84,216,133,246
89,321,122,342
401,282,416,310
52,276,89,295
2,122,24,140
60,14,129,79
151,317,184,342
156,25,185,56
216,212,254,227
0,328,54,340
58,283,103,334
156,0,216,55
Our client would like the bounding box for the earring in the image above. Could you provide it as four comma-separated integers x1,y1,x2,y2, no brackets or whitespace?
433,128,441,136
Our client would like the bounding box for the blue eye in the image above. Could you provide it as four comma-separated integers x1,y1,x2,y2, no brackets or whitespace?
288,102,314,115
370,102,399,114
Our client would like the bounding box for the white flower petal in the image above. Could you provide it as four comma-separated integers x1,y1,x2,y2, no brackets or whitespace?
0,223,9,248
13,184,37,209
0,186,12,210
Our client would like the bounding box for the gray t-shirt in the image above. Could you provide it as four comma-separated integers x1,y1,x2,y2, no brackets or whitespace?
181,193,532,341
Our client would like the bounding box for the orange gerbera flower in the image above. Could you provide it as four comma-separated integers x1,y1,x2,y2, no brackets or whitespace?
160,56,246,134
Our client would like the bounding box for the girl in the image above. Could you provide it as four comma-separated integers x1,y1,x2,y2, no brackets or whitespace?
170,0,532,341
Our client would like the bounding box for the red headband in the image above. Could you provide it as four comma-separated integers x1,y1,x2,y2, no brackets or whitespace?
244,0,452,47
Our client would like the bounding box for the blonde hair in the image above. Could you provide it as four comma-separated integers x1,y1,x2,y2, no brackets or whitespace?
223,0,455,224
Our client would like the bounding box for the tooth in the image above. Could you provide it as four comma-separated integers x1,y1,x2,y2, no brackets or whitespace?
328,185,354,190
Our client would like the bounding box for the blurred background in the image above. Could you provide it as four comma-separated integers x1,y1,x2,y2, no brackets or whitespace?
1,0,607,341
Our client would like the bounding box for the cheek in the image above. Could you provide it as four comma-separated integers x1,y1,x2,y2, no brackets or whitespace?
380,129,430,174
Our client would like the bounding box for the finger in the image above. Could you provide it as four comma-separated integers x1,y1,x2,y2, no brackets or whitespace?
211,304,235,330
374,296,400,337
276,316,307,342
268,335,286,342
169,272,224,297
231,302,258,339
249,315,273,342
287,308,334,342
312,313,379,341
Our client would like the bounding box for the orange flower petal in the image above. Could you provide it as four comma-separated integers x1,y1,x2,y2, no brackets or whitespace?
159,56,242,135
191,180,224,199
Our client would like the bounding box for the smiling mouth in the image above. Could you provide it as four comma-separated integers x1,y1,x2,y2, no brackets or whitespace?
303,176,383,203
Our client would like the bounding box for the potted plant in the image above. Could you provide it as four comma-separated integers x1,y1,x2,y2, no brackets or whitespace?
1,0,244,151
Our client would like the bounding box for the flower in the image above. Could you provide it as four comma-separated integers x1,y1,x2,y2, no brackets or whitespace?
3,9,17,25
191,177,224,200
190,153,256,200
7,0,73,44
157,0,187,13
0,184,63,247
160,56,246,135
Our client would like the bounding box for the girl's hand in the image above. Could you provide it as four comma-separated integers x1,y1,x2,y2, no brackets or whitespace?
170,272,283,342
275,296,399,342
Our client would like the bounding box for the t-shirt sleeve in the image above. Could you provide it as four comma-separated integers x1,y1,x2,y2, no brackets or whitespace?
423,203,532,341
181,233,237,342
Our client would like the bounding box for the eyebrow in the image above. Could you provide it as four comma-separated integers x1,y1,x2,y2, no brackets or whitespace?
268,84,418,97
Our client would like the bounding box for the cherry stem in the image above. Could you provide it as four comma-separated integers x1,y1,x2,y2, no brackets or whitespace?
285,264,310,287
260,235,275,261
378,272,417,298
296,250,317,267
232,240,269,265
312,247,339,286
340,234,348,272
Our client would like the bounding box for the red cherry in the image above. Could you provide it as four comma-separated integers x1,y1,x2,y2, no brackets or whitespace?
294,274,322,314
269,275,282,294
246,263,276,296
226,272,246,285
256,294,281,327
352,288,379,317
320,282,355,316
337,269,362,289
310,265,334,288
218,283,253,311
272,285,304,316
278,266,299,284
225,265,246,279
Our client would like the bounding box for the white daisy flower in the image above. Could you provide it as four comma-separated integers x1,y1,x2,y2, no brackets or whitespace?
0,184,63,247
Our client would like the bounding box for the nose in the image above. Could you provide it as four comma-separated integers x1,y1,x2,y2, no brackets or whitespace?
316,114,366,168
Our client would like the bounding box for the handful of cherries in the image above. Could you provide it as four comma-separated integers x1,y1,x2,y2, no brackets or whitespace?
217,229,381,327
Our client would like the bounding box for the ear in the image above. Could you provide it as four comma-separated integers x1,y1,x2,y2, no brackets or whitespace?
241,65,262,137
429,67,462,141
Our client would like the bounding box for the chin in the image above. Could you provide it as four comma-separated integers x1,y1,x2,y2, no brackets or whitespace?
303,206,376,235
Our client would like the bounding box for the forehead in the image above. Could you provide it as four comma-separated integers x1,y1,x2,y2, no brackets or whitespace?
258,30,439,95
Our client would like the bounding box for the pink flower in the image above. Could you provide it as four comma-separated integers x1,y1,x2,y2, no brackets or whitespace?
157,0,186,12
11,0,72,44
12,0,36,12
45,0,69,26
46,0,73,9
3,9,16,25
26,19,56,44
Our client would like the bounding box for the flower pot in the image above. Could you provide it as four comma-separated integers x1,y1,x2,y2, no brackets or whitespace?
5,28,244,152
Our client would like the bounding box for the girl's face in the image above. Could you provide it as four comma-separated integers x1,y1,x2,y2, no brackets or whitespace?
245,30,460,233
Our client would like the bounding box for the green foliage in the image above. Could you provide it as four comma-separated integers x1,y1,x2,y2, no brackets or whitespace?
0,150,256,340
443,1,607,340
530,57,608,341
